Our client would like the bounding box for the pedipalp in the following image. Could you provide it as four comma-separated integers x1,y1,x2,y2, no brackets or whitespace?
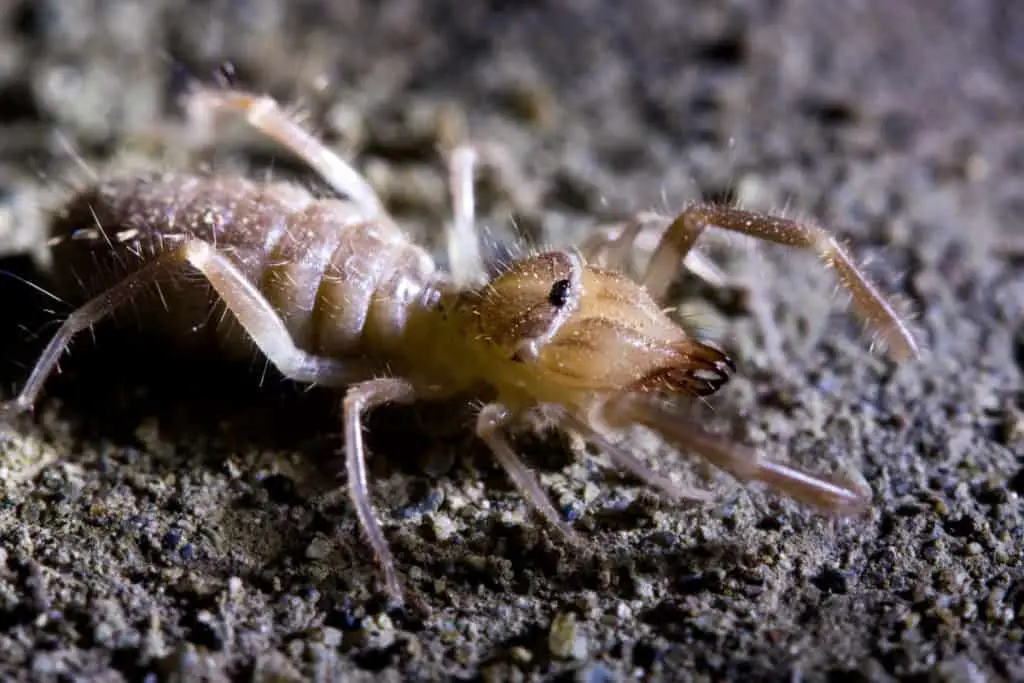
602,395,872,516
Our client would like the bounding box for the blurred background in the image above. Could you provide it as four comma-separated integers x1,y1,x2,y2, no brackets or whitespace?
0,1,1021,681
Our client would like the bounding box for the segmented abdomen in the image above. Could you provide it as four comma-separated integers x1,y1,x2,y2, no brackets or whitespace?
48,172,436,361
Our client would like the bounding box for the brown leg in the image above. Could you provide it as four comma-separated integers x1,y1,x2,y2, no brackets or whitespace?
1,240,360,416
643,203,921,362
184,86,388,221
476,403,583,544
605,396,871,516
580,213,728,289
640,210,709,303
342,378,418,604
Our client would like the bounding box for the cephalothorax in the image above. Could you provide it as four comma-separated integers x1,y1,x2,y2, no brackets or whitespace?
0,86,921,604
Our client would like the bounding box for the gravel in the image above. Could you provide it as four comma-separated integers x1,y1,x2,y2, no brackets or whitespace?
0,1,1021,680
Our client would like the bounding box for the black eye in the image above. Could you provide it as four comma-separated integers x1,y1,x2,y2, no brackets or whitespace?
547,278,571,308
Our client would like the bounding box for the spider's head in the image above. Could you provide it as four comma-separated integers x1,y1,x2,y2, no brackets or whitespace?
456,250,734,403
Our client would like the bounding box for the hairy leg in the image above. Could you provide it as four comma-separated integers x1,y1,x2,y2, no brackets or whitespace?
476,403,582,544
446,145,486,287
643,203,921,361
342,378,418,604
1,240,360,416
641,210,710,303
606,396,871,516
578,216,647,271
555,408,715,503
184,86,388,222
580,213,728,288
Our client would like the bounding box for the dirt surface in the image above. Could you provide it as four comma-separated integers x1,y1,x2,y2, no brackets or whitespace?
0,1,1022,681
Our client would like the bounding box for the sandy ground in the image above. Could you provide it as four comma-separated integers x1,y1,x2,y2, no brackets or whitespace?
0,1,1022,681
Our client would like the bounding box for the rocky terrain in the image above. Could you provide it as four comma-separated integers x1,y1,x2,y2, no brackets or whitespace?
0,1,1021,680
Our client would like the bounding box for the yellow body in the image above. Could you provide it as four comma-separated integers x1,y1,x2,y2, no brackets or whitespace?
394,250,733,418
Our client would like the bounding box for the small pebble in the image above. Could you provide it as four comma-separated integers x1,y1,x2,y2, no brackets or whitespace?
317,627,343,648
429,514,456,542
252,650,303,683
161,529,181,552
305,535,332,561
930,656,987,683
509,645,533,665
548,612,588,660
355,612,396,650
631,576,655,600
614,601,632,622
464,555,488,572
577,662,616,683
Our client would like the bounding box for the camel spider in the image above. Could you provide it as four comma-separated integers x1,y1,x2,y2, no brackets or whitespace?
0,86,921,604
